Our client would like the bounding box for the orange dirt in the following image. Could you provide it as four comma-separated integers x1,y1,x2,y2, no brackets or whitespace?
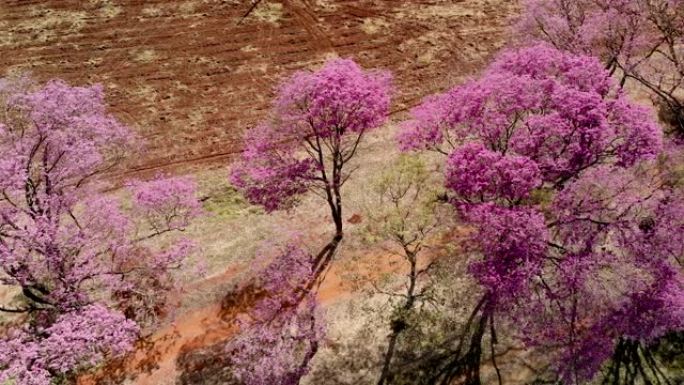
77,247,413,385
126,304,230,385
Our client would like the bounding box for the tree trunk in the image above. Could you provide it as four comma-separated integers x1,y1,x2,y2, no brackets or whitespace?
377,251,418,385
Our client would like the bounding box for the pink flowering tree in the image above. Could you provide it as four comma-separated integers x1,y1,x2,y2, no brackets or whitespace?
399,45,681,384
224,242,324,385
0,77,202,384
228,59,389,384
230,58,391,288
517,0,684,135
530,166,684,383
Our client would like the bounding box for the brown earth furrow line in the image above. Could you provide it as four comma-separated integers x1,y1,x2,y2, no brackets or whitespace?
0,0,517,175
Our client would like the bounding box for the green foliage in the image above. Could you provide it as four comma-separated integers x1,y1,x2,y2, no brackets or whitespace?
360,155,448,248
652,332,684,380
203,181,260,218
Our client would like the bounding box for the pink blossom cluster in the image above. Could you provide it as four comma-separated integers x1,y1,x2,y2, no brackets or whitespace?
229,123,316,212
1,80,133,190
445,143,541,202
403,45,680,381
606,275,684,344
400,45,662,183
516,0,662,65
130,175,203,231
0,78,202,383
227,297,321,385
230,58,391,211
273,58,391,138
521,166,684,380
396,95,450,152
462,203,548,302
225,243,324,385
0,304,138,385
517,0,684,138
527,169,684,381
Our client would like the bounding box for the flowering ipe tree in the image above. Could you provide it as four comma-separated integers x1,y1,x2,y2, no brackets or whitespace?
230,58,391,289
225,242,324,385
228,58,389,384
0,77,202,385
399,45,682,384
517,0,684,135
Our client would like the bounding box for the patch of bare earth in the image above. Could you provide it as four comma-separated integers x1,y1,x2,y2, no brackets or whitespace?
0,0,517,176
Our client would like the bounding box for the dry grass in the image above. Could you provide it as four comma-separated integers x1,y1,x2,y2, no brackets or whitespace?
0,7,87,46
91,0,122,19
251,2,284,25
361,17,390,35
141,5,164,18
131,49,160,64
240,45,259,53
397,2,486,20
312,0,340,11
304,294,390,385
179,1,199,15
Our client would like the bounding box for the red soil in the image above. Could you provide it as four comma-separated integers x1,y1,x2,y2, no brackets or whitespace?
0,0,517,176
77,248,406,385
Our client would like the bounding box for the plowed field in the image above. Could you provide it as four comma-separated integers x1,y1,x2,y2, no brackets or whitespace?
0,0,517,175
